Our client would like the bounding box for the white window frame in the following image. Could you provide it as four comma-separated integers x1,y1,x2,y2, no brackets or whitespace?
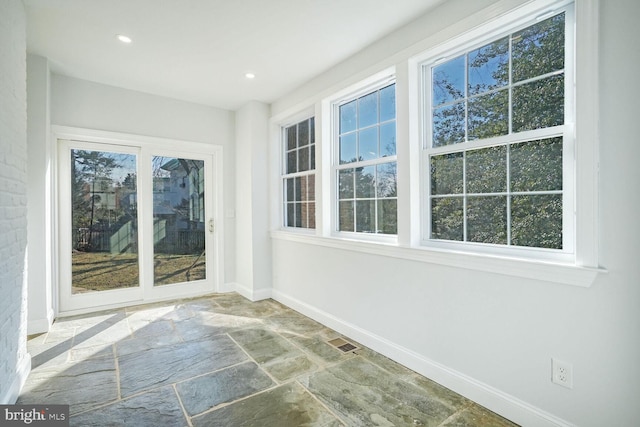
271,0,603,286
417,0,577,264
329,71,398,243
281,115,317,230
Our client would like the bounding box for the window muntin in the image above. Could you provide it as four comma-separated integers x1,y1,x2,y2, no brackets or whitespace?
425,11,570,251
283,117,316,229
336,83,397,235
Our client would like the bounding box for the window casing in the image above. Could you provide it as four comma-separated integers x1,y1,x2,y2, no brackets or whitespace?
334,83,398,236
421,5,574,260
282,117,316,229
272,0,600,285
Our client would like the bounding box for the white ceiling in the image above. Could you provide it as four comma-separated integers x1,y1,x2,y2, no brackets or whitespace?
24,0,444,110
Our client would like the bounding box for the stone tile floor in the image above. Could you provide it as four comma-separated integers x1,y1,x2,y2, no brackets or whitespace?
19,293,518,427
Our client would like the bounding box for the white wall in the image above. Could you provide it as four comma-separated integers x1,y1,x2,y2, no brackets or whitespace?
0,0,30,404
27,54,53,334
269,0,640,426
235,101,272,299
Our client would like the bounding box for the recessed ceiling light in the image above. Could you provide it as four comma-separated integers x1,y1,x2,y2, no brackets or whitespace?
245,72,256,79
116,34,132,44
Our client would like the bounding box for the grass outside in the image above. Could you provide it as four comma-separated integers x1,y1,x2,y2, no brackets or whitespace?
71,251,206,293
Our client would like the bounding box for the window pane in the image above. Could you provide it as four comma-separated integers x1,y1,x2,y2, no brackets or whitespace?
355,200,375,233
286,203,295,227
358,92,378,128
152,157,206,286
339,201,354,231
338,169,354,199
512,74,564,132
71,150,139,293
377,199,397,234
299,175,308,202
309,118,315,144
286,178,294,202
376,162,397,198
433,102,465,146
310,144,315,169
358,127,378,161
298,146,310,172
430,153,463,195
355,166,375,198
287,150,297,174
467,196,507,244
468,89,508,140
511,137,562,192
466,146,507,193
432,55,465,105
306,175,316,201
468,37,509,95
287,126,297,151
307,202,316,228
294,202,302,227
340,101,357,133
298,120,309,147
294,176,302,202
511,194,562,248
340,133,357,164
380,122,396,156
512,13,565,83
300,203,310,228
380,84,396,122
431,197,463,241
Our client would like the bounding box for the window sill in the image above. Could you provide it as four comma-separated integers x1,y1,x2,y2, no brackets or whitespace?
270,230,605,288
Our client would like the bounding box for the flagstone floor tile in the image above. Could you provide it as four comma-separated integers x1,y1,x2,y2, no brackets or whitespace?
70,386,186,427
191,382,342,427
19,293,518,426
118,334,247,397
176,361,274,416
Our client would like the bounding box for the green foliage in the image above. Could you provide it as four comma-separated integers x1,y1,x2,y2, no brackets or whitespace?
512,74,564,132
512,14,565,82
431,197,463,241
511,194,562,248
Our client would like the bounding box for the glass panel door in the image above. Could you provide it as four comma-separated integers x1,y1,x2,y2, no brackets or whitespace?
71,148,140,294
152,156,206,286
58,136,219,314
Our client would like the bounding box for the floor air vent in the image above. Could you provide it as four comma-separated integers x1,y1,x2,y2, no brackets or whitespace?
328,337,358,353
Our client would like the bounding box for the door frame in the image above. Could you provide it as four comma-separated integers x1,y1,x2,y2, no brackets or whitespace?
53,126,225,316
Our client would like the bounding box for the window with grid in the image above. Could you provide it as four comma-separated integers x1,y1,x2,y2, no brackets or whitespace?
336,83,397,235
283,117,316,229
424,9,571,251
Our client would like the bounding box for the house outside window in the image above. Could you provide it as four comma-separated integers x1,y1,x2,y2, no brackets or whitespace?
422,7,573,255
282,117,316,229
335,83,397,235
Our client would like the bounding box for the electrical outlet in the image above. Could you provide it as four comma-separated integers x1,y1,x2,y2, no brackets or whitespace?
551,358,573,389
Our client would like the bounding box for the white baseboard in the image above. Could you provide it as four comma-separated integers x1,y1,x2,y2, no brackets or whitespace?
27,308,54,335
229,282,272,301
1,353,31,404
272,289,575,427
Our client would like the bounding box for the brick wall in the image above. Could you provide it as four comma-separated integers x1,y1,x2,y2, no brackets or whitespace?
0,0,29,403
